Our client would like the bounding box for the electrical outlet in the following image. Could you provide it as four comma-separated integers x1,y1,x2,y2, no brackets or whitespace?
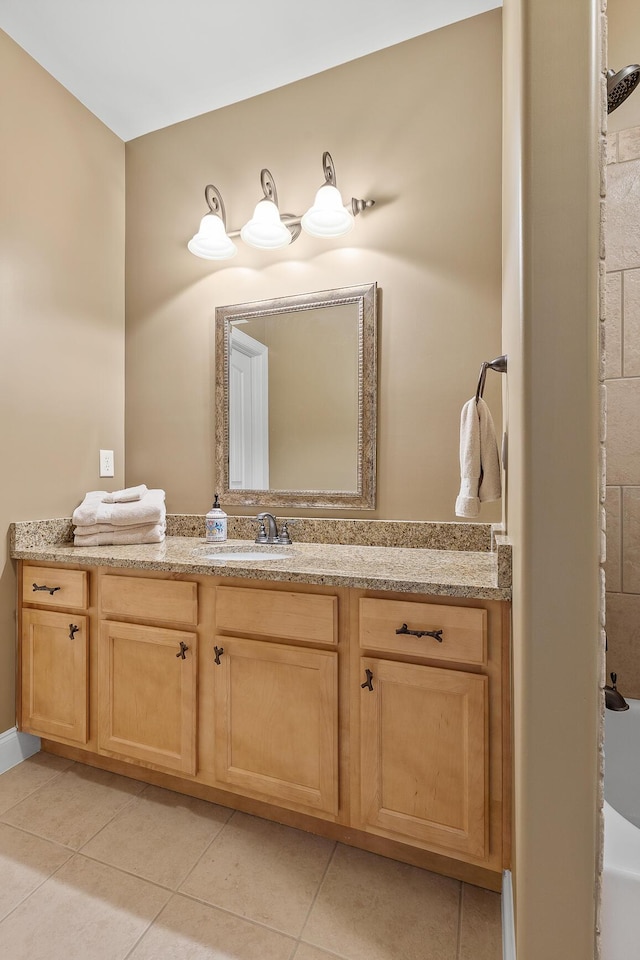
99,449,114,478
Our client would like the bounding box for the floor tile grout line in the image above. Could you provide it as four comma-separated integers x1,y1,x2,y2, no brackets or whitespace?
296,938,352,960
76,849,183,893
0,849,302,959
172,885,309,941
1,761,146,851
75,787,155,854
456,881,464,960
173,804,236,890
0,838,76,929
0,819,79,853
287,936,299,960
65,844,311,943
295,838,339,942
119,885,174,960
0,759,75,819
77,820,233,894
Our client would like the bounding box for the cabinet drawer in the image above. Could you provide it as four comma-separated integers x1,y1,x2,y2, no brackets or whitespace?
216,586,337,645
101,575,198,625
359,598,486,665
23,565,88,610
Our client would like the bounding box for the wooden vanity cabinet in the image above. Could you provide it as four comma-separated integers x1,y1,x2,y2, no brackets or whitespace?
20,565,89,744
16,560,510,890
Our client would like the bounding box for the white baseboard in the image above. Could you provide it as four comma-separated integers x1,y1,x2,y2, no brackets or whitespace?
0,727,41,774
502,869,516,960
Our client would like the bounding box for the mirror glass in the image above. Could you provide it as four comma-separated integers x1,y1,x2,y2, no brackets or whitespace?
215,283,377,508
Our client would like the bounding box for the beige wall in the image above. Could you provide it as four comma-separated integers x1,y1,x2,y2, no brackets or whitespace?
503,1,602,958
124,11,503,521
0,31,125,731
607,0,640,132
604,125,640,698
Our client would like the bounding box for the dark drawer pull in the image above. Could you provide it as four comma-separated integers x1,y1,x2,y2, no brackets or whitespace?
361,668,374,691
69,624,79,640
214,645,224,665
176,641,188,660
395,623,443,643
33,583,61,596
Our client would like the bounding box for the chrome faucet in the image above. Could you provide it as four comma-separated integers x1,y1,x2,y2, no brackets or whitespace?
255,512,280,544
254,513,297,545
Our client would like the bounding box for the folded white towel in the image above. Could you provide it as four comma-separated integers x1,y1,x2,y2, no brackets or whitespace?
102,484,148,504
455,397,501,518
73,520,164,537
73,489,166,528
73,522,166,547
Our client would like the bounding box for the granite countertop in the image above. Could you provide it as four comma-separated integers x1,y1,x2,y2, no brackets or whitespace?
11,520,512,600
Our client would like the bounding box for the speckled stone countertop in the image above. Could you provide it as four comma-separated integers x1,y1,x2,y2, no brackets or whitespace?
11,519,512,600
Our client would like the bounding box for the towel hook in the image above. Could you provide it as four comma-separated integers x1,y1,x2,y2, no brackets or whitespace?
475,354,507,403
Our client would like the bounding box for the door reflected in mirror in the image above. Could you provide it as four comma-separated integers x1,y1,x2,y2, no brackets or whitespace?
215,284,377,509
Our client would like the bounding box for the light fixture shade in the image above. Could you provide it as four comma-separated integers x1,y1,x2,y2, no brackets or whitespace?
301,184,355,238
240,199,292,250
188,213,237,260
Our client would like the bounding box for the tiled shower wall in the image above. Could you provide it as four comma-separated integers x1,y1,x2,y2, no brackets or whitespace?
605,124,640,698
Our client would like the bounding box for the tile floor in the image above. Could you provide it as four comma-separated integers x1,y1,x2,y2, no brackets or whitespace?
0,754,502,959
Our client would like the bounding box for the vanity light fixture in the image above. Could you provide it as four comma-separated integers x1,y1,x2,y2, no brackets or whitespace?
301,152,355,238
187,185,237,260
187,151,374,261
240,169,296,250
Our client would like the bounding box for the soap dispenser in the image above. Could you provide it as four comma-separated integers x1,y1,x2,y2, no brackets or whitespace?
205,494,227,543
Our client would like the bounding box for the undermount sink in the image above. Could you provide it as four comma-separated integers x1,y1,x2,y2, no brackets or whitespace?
194,544,294,562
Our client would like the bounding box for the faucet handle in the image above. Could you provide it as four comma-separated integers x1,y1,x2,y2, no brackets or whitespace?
277,519,299,544
251,517,269,543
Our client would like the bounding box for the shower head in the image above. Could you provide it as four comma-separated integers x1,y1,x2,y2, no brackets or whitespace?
607,65,640,114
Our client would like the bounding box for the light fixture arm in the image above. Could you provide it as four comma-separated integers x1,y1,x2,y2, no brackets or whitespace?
322,151,337,187
204,184,227,227
260,168,278,206
351,197,375,215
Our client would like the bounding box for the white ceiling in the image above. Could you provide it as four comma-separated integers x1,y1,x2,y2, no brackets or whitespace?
0,0,501,141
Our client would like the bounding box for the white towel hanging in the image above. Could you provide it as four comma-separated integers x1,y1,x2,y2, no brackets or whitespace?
455,397,501,518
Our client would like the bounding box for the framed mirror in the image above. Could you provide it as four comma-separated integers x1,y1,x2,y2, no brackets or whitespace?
215,282,377,509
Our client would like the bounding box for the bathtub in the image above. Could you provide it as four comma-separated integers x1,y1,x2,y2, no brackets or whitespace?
602,697,640,960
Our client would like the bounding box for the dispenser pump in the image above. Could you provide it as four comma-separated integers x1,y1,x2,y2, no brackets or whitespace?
205,494,227,543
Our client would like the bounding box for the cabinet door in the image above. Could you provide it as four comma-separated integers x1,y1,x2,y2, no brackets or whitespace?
21,609,88,743
99,621,197,774
359,657,488,859
213,637,338,815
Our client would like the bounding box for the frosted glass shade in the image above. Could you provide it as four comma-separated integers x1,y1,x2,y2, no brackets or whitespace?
240,199,292,249
188,213,237,260
301,184,355,238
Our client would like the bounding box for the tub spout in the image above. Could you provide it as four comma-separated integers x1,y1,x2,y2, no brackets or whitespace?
605,672,630,711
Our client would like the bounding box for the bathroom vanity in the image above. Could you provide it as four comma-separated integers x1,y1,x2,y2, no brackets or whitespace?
12,523,511,891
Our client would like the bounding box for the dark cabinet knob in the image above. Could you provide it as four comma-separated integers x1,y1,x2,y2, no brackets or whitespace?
176,641,188,660
68,624,79,640
214,645,224,665
361,668,374,691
